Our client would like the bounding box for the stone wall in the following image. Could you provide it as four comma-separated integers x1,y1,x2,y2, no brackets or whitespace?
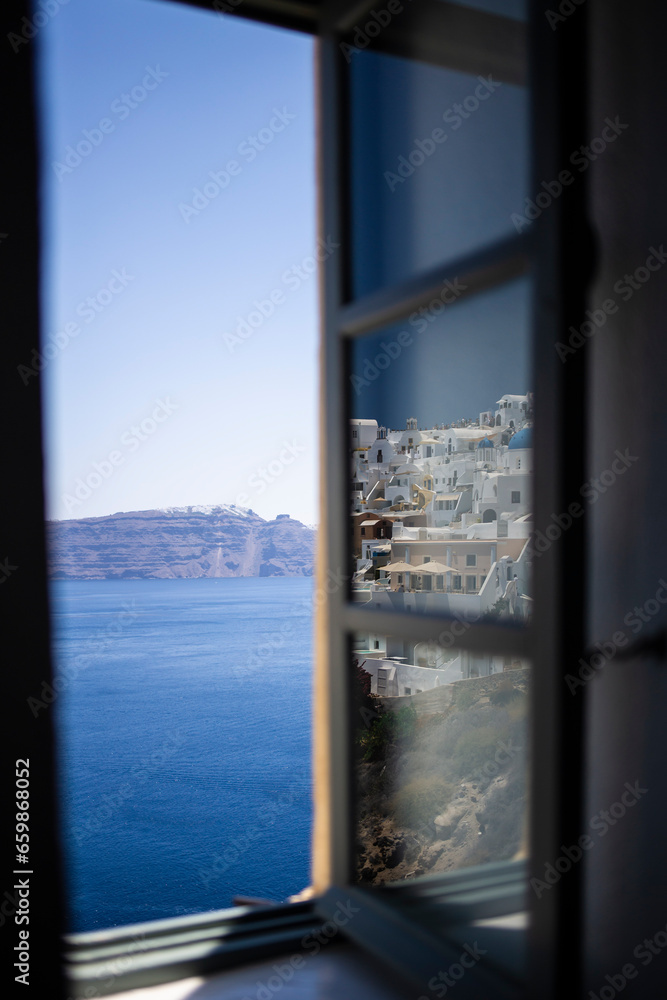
380,664,530,716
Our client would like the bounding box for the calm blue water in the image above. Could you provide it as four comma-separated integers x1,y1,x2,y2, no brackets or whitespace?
49,578,313,933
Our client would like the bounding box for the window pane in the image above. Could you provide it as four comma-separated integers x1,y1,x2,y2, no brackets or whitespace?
352,637,530,882
348,43,528,299
350,277,533,623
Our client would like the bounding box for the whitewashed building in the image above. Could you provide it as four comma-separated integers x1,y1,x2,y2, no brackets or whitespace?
494,394,530,429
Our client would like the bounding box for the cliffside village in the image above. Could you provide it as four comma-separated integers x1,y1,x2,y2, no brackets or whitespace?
351,393,533,701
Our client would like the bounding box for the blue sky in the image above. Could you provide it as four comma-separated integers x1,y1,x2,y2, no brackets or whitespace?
37,0,318,524
351,276,531,429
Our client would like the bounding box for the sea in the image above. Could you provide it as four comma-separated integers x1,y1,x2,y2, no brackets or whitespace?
49,577,313,933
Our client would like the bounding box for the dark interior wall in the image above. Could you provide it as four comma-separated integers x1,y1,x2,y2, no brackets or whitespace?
1,4,66,998
586,1,667,994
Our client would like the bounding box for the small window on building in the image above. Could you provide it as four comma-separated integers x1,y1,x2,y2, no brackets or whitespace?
404,687,412,696
453,575,462,590
512,491,521,503
466,575,477,592
466,554,477,566
374,640,379,649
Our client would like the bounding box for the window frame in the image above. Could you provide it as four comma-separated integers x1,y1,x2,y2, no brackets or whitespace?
313,3,589,999
4,1,590,998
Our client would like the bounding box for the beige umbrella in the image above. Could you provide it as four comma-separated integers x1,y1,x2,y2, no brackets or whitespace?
410,561,457,574
382,561,416,573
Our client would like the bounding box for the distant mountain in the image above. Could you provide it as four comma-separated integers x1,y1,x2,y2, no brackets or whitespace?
47,506,315,580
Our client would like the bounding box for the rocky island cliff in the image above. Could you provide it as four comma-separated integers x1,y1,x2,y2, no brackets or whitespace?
47,505,315,580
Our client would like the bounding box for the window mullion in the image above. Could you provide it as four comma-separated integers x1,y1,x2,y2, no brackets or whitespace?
336,0,526,84
173,0,319,35
344,605,532,660
338,234,530,338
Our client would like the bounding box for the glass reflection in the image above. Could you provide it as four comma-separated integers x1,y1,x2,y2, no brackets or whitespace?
353,638,530,883
348,48,528,298
349,277,533,624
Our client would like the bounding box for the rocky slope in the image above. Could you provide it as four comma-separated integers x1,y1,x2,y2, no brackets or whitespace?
355,669,529,884
47,506,315,580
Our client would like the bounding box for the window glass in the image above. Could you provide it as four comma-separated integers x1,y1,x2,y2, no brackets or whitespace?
348,46,528,298
349,276,533,624
352,638,530,881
